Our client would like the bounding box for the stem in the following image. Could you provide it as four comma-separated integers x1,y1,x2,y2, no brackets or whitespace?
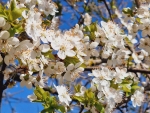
79,105,84,113
78,0,90,25
0,53,6,107
102,0,113,21
135,0,140,8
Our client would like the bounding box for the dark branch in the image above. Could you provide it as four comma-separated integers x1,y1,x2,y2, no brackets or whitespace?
102,0,113,21
127,68,150,74
79,105,84,113
85,66,150,75
135,0,140,8
78,0,90,25
0,53,6,106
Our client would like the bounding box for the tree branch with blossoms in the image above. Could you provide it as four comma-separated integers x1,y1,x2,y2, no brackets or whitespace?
0,0,150,113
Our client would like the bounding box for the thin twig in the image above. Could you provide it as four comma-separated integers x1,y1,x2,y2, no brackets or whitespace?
78,0,90,25
135,0,140,8
79,105,84,113
102,0,113,21
127,68,150,74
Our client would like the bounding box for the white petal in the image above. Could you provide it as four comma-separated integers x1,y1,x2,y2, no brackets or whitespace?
20,81,25,87
101,21,107,28
90,42,99,49
75,62,82,68
51,42,60,50
39,44,50,52
0,31,10,39
131,39,137,44
27,82,33,89
58,50,66,59
2,22,11,30
0,17,6,27
7,37,19,46
65,50,76,57
40,37,48,43
67,64,74,71
4,55,10,65
27,94,37,102
63,71,71,81
75,67,84,73
31,51,37,59
22,10,28,19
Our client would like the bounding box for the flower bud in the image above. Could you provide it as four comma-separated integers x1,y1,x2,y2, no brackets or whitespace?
0,30,10,39
0,17,6,28
2,22,11,30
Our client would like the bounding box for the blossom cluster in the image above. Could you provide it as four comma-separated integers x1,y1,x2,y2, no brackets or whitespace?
0,0,149,112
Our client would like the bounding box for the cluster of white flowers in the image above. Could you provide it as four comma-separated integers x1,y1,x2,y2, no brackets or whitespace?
1,0,149,112
88,67,134,112
0,17,18,53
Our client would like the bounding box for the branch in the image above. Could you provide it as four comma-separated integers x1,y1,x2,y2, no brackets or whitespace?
134,0,140,8
102,0,113,21
78,0,90,25
127,68,150,74
85,66,150,75
0,53,6,107
116,106,124,113
79,105,84,113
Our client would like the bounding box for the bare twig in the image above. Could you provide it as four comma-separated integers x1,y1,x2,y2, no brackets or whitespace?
135,0,140,8
0,53,6,107
127,68,150,74
78,0,90,25
102,0,113,21
79,105,84,113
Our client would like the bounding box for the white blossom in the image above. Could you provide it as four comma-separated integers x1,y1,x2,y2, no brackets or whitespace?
131,90,144,107
55,85,72,106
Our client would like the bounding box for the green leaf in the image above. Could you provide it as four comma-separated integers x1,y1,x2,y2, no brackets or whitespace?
122,8,134,16
42,51,55,59
11,7,27,21
80,63,86,68
41,108,54,113
32,100,44,103
84,110,92,113
8,27,16,37
74,84,81,92
0,13,7,18
110,82,118,89
10,0,16,11
131,85,140,90
124,37,132,45
84,22,97,32
34,86,50,101
83,90,96,105
0,4,7,19
6,0,28,21
15,25,24,33
73,96,84,102
131,82,140,94
136,18,141,24
90,32,96,40
0,3,4,11
110,0,116,9
57,105,66,113
95,102,105,113
64,56,80,66
120,83,131,92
